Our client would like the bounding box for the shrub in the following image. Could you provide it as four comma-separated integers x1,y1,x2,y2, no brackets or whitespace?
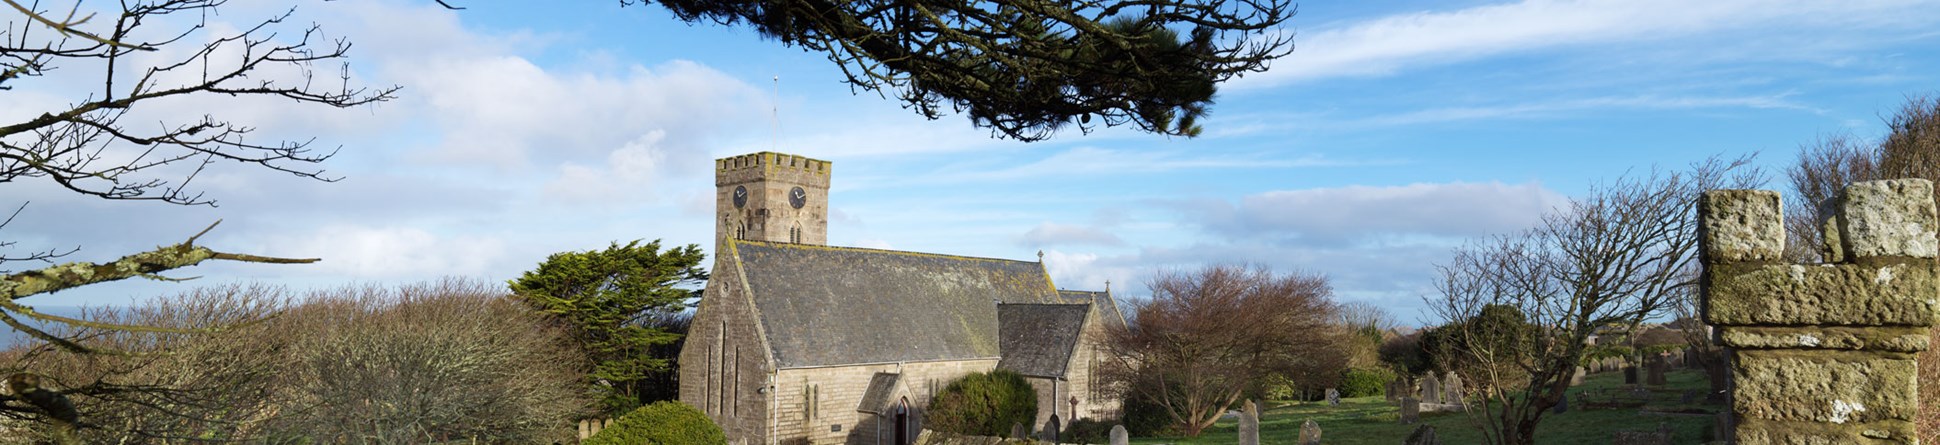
1338,367,1395,398
1063,418,1116,444
584,401,723,445
1121,389,1176,437
925,370,1037,437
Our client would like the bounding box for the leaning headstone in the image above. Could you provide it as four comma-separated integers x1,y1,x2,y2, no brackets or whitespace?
1645,354,1669,386
1420,374,1442,404
1400,397,1421,424
1297,419,1322,445
1324,388,1341,406
1238,400,1260,445
1404,424,1443,445
1010,422,1025,439
1109,425,1128,445
1552,396,1568,414
1570,366,1587,386
1442,372,1463,404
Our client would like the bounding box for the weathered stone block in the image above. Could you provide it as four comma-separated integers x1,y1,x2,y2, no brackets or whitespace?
1703,262,1939,326
1238,399,1259,445
1699,189,1785,263
1828,179,1938,260
1731,350,1917,424
1297,419,1321,445
1734,416,1918,445
1718,326,1930,353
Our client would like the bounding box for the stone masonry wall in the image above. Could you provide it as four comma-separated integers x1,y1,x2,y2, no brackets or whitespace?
681,251,774,445
1699,179,1940,444
773,359,998,445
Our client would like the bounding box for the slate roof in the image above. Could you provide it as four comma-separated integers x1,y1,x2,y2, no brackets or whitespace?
730,240,1062,369
995,304,1091,378
1056,289,1127,331
856,372,902,414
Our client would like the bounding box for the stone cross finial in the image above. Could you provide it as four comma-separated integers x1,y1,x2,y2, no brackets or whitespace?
1699,179,1938,444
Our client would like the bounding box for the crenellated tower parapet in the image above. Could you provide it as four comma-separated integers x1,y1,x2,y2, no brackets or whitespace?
715,152,831,248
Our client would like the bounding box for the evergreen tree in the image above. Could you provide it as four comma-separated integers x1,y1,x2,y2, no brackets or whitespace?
510,240,708,414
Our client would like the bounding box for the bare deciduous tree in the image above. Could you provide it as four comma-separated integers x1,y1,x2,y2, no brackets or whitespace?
2,0,394,436
4,281,590,444
1099,264,1346,437
1429,156,1760,445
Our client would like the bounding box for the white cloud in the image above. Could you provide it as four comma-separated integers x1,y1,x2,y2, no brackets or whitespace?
401,57,758,170
1192,181,1567,245
1249,0,1940,87
1015,222,1124,248
545,130,672,203
273,225,508,279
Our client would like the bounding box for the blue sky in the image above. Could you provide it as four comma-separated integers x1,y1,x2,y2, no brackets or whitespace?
6,0,1940,326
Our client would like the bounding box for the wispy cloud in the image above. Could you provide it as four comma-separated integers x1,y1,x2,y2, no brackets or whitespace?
1183,181,1567,246
859,146,1372,188
1248,0,1940,87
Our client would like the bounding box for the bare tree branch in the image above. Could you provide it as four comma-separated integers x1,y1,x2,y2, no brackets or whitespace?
1,221,316,302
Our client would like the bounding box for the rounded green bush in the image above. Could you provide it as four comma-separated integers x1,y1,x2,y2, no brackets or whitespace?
925,370,1037,437
1338,367,1396,398
583,401,724,445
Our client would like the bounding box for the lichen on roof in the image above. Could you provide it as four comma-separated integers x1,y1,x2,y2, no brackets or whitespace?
730,240,1064,368
995,303,1090,378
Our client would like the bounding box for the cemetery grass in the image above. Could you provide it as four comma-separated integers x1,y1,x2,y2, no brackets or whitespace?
1129,368,1718,445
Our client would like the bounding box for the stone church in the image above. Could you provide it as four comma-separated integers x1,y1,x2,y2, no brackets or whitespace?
680,152,1126,445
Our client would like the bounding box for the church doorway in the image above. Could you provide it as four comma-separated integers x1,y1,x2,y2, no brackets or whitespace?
894,398,910,445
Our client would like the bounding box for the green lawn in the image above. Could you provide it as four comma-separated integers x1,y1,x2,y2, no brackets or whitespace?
1129,368,1720,444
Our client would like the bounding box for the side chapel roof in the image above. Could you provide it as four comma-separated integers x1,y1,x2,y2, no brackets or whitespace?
729,240,1062,369
995,303,1090,378
1056,289,1127,331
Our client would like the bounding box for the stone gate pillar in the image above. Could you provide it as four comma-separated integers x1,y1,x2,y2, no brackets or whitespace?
1698,179,1938,444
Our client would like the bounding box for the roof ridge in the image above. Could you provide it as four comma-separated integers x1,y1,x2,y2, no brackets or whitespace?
733,239,1037,264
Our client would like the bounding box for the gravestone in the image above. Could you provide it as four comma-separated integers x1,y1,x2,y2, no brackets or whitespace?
1420,374,1442,404
1646,354,1669,386
1442,372,1463,404
1552,395,1568,414
1324,388,1340,406
1238,400,1260,445
1400,397,1421,424
1109,425,1128,445
1385,379,1399,402
1042,415,1060,442
1404,424,1443,445
1010,422,1025,439
1297,419,1322,445
1570,366,1586,386
1623,365,1638,384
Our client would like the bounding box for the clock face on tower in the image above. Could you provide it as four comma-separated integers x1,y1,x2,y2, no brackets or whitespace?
732,186,748,208
789,186,807,209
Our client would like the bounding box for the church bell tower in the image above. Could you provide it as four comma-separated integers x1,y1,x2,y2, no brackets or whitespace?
716,152,831,248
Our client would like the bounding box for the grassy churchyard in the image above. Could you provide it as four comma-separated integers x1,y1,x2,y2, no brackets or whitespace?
1131,367,1719,444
